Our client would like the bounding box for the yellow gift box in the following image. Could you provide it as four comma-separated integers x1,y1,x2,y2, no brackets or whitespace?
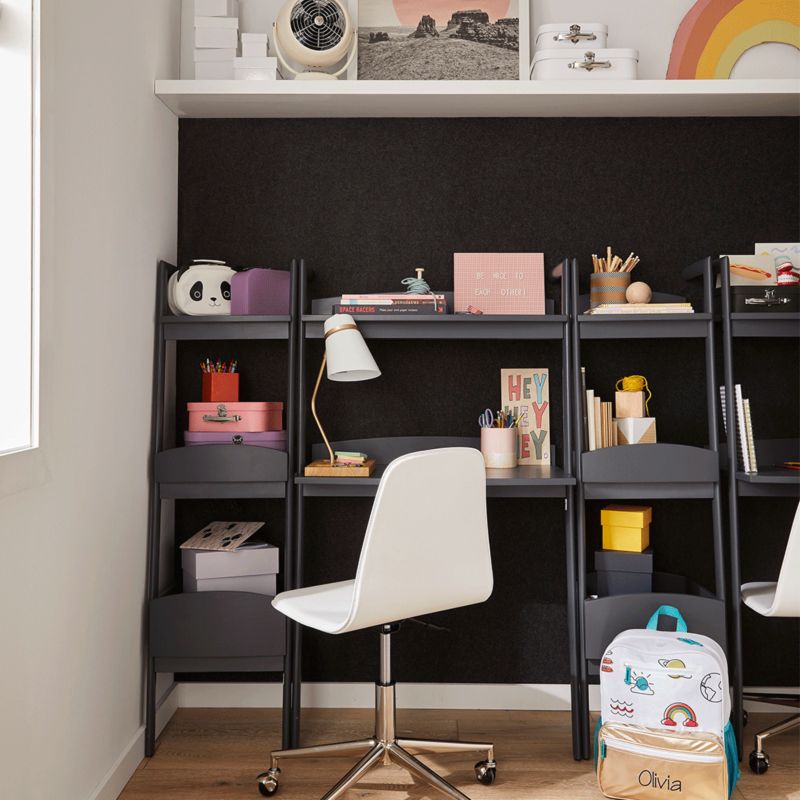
601,505,653,552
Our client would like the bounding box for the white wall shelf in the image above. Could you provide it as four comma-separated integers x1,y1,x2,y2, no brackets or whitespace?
154,78,800,118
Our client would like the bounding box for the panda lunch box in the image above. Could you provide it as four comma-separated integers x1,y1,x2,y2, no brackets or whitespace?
168,260,236,316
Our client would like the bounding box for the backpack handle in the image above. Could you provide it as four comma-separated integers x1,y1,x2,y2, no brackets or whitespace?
646,605,688,633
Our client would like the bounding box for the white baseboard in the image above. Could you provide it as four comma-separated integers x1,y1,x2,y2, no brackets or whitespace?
177,681,800,714
88,684,180,800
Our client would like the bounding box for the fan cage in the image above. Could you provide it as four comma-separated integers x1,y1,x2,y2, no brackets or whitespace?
289,0,346,52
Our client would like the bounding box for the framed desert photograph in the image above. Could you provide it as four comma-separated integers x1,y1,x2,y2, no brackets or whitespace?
357,0,529,80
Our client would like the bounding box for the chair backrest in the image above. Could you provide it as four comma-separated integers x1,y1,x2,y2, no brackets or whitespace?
771,501,800,616
340,447,493,633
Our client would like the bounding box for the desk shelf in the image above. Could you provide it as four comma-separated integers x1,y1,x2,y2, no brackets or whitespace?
303,313,567,340
155,445,288,499
730,312,800,338
581,444,719,499
578,313,711,340
154,78,800,120
150,591,285,673
161,314,291,341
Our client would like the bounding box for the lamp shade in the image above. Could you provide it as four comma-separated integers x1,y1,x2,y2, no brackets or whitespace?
323,314,381,382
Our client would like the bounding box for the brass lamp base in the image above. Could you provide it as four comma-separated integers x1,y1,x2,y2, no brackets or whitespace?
304,458,376,478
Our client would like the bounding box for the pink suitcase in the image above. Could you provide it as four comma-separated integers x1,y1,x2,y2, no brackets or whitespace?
184,430,287,450
187,401,284,432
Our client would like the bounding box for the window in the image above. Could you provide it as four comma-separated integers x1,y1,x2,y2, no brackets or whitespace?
0,0,38,455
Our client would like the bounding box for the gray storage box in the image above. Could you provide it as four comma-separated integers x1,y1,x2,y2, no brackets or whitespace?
182,541,279,596
595,547,653,596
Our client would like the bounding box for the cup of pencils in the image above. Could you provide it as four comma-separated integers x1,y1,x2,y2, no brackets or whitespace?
590,247,640,308
201,358,239,403
478,408,518,469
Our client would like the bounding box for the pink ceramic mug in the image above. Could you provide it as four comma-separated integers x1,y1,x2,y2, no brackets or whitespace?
480,427,517,469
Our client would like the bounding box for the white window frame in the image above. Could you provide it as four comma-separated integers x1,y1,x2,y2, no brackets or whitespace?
0,0,40,458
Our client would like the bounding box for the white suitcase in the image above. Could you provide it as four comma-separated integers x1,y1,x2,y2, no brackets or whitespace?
534,23,608,51
531,48,638,80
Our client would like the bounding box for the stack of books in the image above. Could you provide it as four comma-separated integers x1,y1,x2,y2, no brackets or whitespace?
720,385,758,473
585,303,695,315
334,451,368,466
335,293,447,315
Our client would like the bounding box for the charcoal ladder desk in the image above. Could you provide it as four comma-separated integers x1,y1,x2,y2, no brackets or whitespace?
144,260,301,755
709,255,800,757
287,257,582,757
570,257,730,760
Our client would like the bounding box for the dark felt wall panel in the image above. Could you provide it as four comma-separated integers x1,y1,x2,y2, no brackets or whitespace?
177,117,799,687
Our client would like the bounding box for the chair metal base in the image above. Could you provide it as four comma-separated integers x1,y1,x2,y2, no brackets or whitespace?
259,626,495,799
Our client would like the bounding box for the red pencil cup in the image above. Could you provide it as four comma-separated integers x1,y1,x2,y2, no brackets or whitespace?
202,372,239,403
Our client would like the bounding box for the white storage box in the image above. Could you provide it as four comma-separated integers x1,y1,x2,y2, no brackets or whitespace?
234,56,277,80
531,48,638,80
183,572,276,595
194,47,237,62
195,15,239,28
182,541,279,596
534,23,608,50
195,0,238,16
195,25,238,49
195,60,235,79
241,33,269,59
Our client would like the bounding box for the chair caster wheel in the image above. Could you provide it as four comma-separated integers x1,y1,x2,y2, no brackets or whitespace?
749,751,769,775
257,769,280,796
475,760,496,785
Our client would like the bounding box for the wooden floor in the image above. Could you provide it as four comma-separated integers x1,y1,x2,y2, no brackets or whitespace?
120,709,800,799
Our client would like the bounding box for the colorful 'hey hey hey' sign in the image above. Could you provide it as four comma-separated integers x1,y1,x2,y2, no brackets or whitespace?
501,368,550,465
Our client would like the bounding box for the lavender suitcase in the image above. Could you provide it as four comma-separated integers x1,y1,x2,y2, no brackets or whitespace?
184,430,287,450
230,268,291,315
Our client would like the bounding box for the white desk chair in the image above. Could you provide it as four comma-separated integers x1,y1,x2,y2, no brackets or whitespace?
741,500,800,775
258,448,495,799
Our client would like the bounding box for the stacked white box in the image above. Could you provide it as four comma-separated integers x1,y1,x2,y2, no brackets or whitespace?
241,32,269,59
234,56,277,80
194,47,236,79
195,0,238,15
195,15,239,50
182,542,279,596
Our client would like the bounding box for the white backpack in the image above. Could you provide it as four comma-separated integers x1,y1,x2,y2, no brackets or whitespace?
596,606,739,800
600,605,730,736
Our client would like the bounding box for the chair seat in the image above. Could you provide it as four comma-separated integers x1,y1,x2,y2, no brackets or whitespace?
272,580,356,634
741,581,778,617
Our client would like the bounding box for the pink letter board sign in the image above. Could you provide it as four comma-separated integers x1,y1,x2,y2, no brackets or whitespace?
454,253,545,315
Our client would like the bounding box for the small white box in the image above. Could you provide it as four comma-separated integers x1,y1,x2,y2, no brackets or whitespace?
195,26,238,49
234,56,277,80
182,541,279,579
195,0,238,16
194,47,237,62
242,42,268,58
183,572,277,595
534,23,608,51
195,15,239,28
531,48,638,80
194,60,235,79
241,34,269,58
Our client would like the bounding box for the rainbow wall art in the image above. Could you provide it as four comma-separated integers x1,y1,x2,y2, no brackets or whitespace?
667,0,800,78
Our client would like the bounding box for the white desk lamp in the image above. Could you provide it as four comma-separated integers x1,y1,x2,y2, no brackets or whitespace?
304,314,381,477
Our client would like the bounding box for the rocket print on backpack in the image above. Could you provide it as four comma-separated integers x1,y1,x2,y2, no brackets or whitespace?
596,606,740,800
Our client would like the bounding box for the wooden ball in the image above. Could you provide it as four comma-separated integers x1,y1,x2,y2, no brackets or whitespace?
626,281,652,304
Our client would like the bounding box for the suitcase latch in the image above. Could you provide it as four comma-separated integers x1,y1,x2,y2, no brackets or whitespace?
232,434,244,444
202,404,243,423
745,288,790,306
569,51,612,71
554,24,597,43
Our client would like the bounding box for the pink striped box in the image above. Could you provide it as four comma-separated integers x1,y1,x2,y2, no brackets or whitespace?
454,253,545,315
